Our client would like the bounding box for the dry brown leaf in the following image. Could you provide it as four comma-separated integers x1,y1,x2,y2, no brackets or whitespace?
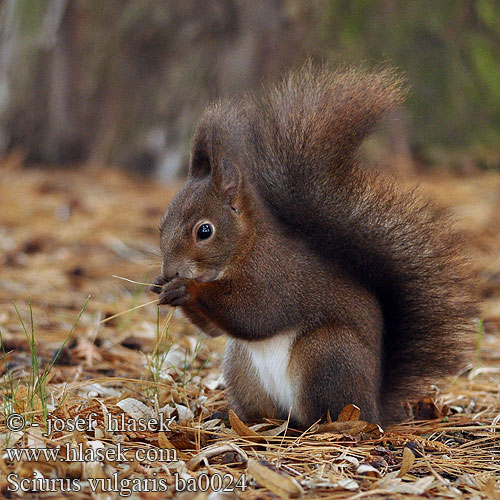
357,463,381,478
337,404,361,422
315,419,384,439
397,446,416,478
362,423,384,439
247,458,304,499
167,431,194,451
228,409,267,442
158,431,190,460
158,431,177,450
315,420,367,435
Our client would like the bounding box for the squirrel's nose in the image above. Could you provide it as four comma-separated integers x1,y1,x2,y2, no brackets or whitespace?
161,261,180,281
151,266,180,294
164,271,179,281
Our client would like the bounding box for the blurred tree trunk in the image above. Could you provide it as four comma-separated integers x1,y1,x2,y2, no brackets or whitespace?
45,0,80,162
0,0,73,161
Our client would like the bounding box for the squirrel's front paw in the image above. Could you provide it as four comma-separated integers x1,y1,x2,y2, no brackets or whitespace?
158,277,192,307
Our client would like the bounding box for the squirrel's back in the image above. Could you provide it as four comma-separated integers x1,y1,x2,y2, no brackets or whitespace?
198,64,478,422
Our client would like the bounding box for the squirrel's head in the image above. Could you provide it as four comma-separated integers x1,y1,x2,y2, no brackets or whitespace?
159,111,254,283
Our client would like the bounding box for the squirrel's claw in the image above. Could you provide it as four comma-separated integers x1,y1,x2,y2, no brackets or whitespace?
150,275,166,294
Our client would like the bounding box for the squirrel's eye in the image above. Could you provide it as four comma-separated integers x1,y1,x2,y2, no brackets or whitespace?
197,223,213,241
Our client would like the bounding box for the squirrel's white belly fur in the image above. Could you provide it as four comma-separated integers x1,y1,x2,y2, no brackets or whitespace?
240,331,297,413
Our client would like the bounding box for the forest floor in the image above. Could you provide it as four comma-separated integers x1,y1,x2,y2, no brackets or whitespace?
0,157,499,499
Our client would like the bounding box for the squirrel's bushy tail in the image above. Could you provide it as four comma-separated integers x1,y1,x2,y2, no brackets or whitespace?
242,64,478,423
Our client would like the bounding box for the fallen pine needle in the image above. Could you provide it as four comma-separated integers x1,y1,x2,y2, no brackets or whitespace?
112,275,157,287
99,299,158,324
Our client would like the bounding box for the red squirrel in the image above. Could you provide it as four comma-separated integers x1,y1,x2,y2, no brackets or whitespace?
151,65,478,427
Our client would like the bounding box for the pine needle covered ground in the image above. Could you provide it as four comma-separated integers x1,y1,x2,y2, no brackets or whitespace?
0,157,499,499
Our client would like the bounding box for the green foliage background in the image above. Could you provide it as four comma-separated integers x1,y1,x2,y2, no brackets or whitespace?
320,0,500,164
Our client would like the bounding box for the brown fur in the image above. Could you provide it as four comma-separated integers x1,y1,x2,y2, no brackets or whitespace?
152,64,478,427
